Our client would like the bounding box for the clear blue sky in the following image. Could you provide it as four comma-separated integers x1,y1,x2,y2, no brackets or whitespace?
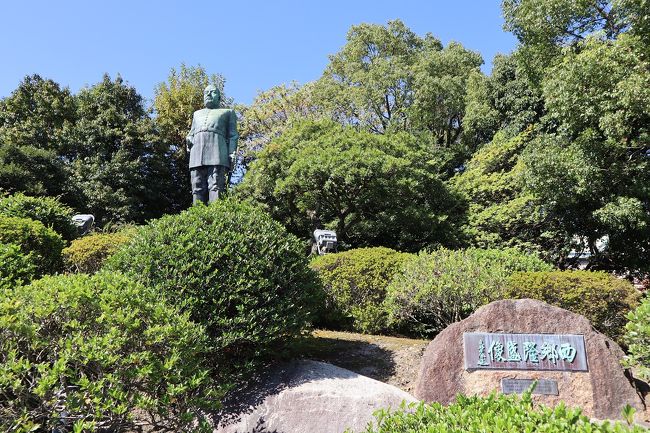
1,0,517,106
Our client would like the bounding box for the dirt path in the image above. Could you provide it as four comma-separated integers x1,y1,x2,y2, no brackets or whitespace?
292,329,430,393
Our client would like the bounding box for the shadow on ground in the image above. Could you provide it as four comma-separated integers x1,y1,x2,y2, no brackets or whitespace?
291,335,397,383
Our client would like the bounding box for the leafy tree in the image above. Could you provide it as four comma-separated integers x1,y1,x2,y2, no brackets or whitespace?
501,0,650,86
0,75,81,206
503,0,626,47
0,142,80,206
450,129,577,263
152,64,231,207
314,20,434,134
502,0,628,82
518,33,650,274
237,82,324,165
462,71,501,150
466,53,544,145
0,74,76,153
67,74,171,225
238,120,465,251
410,42,483,146
455,0,649,275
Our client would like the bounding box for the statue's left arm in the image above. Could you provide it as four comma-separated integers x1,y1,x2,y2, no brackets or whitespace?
227,109,239,168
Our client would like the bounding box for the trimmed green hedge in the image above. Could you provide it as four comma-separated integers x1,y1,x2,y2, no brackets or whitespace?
0,216,64,276
0,243,36,290
311,247,410,334
0,193,77,242
0,272,218,433
505,270,641,343
107,199,321,379
63,229,135,274
385,248,552,338
354,391,645,432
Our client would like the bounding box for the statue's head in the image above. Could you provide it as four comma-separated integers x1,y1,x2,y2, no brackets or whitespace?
203,85,221,109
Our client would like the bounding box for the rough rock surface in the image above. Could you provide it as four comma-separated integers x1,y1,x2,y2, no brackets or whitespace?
214,360,417,433
414,299,648,422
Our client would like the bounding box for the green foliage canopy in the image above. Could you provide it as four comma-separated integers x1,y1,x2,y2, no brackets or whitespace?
624,293,650,381
385,248,552,338
107,199,321,380
506,270,640,342
0,193,77,242
238,120,465,251
0,216,64,276
0,272,218,433
0,243,36,291
310,247,410,334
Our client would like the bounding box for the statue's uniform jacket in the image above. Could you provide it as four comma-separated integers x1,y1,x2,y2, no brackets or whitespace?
186,108,238,169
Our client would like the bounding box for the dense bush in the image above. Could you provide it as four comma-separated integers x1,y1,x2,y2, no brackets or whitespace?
311,247,410,334
385,248,552,337
63,229,135,274
107,199,321,378
0,192,77,241
0,216,64,276
0,243,36,290
506,271,641,343
0,272,218,433
355,391,645,433
624,294,650,382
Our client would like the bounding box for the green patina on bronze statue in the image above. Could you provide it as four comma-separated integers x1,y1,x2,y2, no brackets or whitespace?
186,85,238,204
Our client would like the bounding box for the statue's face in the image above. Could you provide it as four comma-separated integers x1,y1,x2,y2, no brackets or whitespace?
203,85,220,109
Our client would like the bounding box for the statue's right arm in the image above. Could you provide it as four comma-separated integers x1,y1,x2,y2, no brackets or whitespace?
186,114,195,151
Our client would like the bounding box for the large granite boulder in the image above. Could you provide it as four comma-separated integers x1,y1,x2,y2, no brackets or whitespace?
415,299,648,422
214,360,417,433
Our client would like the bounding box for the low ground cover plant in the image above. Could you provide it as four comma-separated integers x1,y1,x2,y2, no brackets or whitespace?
107,198,321,380
0,192,78,242
0,272,218,433
354,391,646,432
0,215,64,276
506,270,641,343
385,248,552,338
311,247,410,334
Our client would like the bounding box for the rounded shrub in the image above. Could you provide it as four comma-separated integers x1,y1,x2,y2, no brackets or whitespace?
0,243,36,290
0,272,218,433
0,192,77,242
63,229,135,274
0,215,64,276
624,294,650,382
107,199,321,376
310,247,410,334
505,270,640,343
357,391,645,433
385,248,552,338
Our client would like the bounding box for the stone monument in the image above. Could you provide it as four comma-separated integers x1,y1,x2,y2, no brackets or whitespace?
415,299,649,423
186,85,238,204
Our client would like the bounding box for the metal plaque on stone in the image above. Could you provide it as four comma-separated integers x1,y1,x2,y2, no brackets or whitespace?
501,378,559,395
463,332,588,371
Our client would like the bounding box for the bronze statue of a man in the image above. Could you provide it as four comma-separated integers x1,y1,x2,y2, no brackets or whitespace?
186,85,238,204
